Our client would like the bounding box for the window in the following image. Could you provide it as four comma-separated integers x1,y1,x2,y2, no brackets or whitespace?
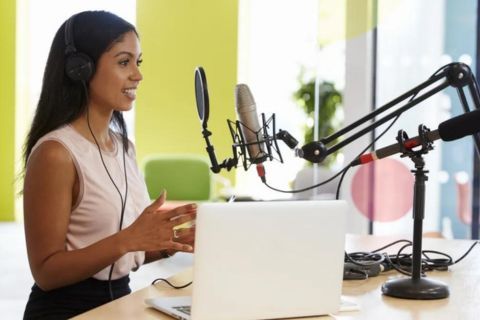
237,0,345,200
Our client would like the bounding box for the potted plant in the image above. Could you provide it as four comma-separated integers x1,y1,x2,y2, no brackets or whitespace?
292,75,343,199
293,77,343,168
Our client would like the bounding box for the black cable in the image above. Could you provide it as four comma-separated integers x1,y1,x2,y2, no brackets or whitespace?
263,164,349,194
344,239,480,279
472,74,479,94
370,239,413,253
432,62,459,77
335,166,351,200
151,278,193,289
421,250,453,271
345,251,385,267
81,82,128,301
383,254,413,276
453,240,480,263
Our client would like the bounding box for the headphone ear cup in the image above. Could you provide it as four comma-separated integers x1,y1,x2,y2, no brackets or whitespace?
65,52,94,82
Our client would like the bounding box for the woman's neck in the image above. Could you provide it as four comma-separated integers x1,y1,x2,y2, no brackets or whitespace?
71,107,115,152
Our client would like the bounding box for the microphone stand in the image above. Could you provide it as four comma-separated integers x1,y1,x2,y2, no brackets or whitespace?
201,125,237,174
298,62,480,300
380,125,449,299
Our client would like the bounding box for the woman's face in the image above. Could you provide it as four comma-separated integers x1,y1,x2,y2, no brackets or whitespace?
88,30,143,112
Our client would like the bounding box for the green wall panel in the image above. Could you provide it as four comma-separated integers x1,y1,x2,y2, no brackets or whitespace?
135,0,238,186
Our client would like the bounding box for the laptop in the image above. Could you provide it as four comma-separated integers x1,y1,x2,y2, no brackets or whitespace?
146,200,348,320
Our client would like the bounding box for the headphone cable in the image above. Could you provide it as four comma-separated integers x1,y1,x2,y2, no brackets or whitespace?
82,82,129,301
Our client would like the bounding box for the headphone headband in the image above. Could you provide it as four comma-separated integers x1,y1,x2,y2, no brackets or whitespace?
64,14,76,55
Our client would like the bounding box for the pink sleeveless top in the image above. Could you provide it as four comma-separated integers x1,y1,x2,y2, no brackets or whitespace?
30,125,150,280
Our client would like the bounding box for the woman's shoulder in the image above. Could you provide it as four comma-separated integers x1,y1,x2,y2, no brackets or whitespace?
34,125,89,154
24,139,77,205
28,125,82,166
27,139,75,171
33,125,72,147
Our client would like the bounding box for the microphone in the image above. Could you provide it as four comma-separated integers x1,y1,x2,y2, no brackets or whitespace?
194,66,293,177
235,84,269,163
438,108,480,141
352,109,480,166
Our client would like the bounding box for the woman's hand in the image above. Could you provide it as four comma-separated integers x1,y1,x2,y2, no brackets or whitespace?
172,223,196,252
122,191,197,253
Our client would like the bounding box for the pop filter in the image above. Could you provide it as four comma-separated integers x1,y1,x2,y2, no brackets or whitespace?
195,66,209,128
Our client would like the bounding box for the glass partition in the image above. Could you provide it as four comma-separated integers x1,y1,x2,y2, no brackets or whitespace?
372,0,478,238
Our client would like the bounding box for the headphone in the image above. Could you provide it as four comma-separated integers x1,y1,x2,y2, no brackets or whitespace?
64,14,94,82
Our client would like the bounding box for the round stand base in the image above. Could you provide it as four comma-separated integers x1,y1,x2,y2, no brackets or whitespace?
381,277,449,300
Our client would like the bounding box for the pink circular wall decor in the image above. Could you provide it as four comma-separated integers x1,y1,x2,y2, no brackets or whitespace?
351,158,414,222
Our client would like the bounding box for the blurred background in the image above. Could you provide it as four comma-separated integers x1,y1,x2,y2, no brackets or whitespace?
1,0,479,317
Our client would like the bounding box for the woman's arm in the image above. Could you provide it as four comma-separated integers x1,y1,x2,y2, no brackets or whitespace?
23,141,196,291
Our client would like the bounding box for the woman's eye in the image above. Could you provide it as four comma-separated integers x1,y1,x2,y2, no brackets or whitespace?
137,59,143,67
119,59,129,66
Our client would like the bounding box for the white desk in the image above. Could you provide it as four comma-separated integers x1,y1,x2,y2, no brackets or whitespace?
73,234,480,319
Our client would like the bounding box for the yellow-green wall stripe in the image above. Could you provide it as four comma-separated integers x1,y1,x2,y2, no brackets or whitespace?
0,0,16,221
135,0,238,186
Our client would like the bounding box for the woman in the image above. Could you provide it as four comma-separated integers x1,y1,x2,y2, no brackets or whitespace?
22,11,196,319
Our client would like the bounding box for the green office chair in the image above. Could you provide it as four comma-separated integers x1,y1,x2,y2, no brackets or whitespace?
143,154,213,201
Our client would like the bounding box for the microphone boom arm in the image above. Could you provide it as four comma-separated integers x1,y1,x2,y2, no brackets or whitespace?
302,63,480,163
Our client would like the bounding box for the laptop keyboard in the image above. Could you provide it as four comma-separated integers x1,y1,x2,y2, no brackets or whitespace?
173,306,191,315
